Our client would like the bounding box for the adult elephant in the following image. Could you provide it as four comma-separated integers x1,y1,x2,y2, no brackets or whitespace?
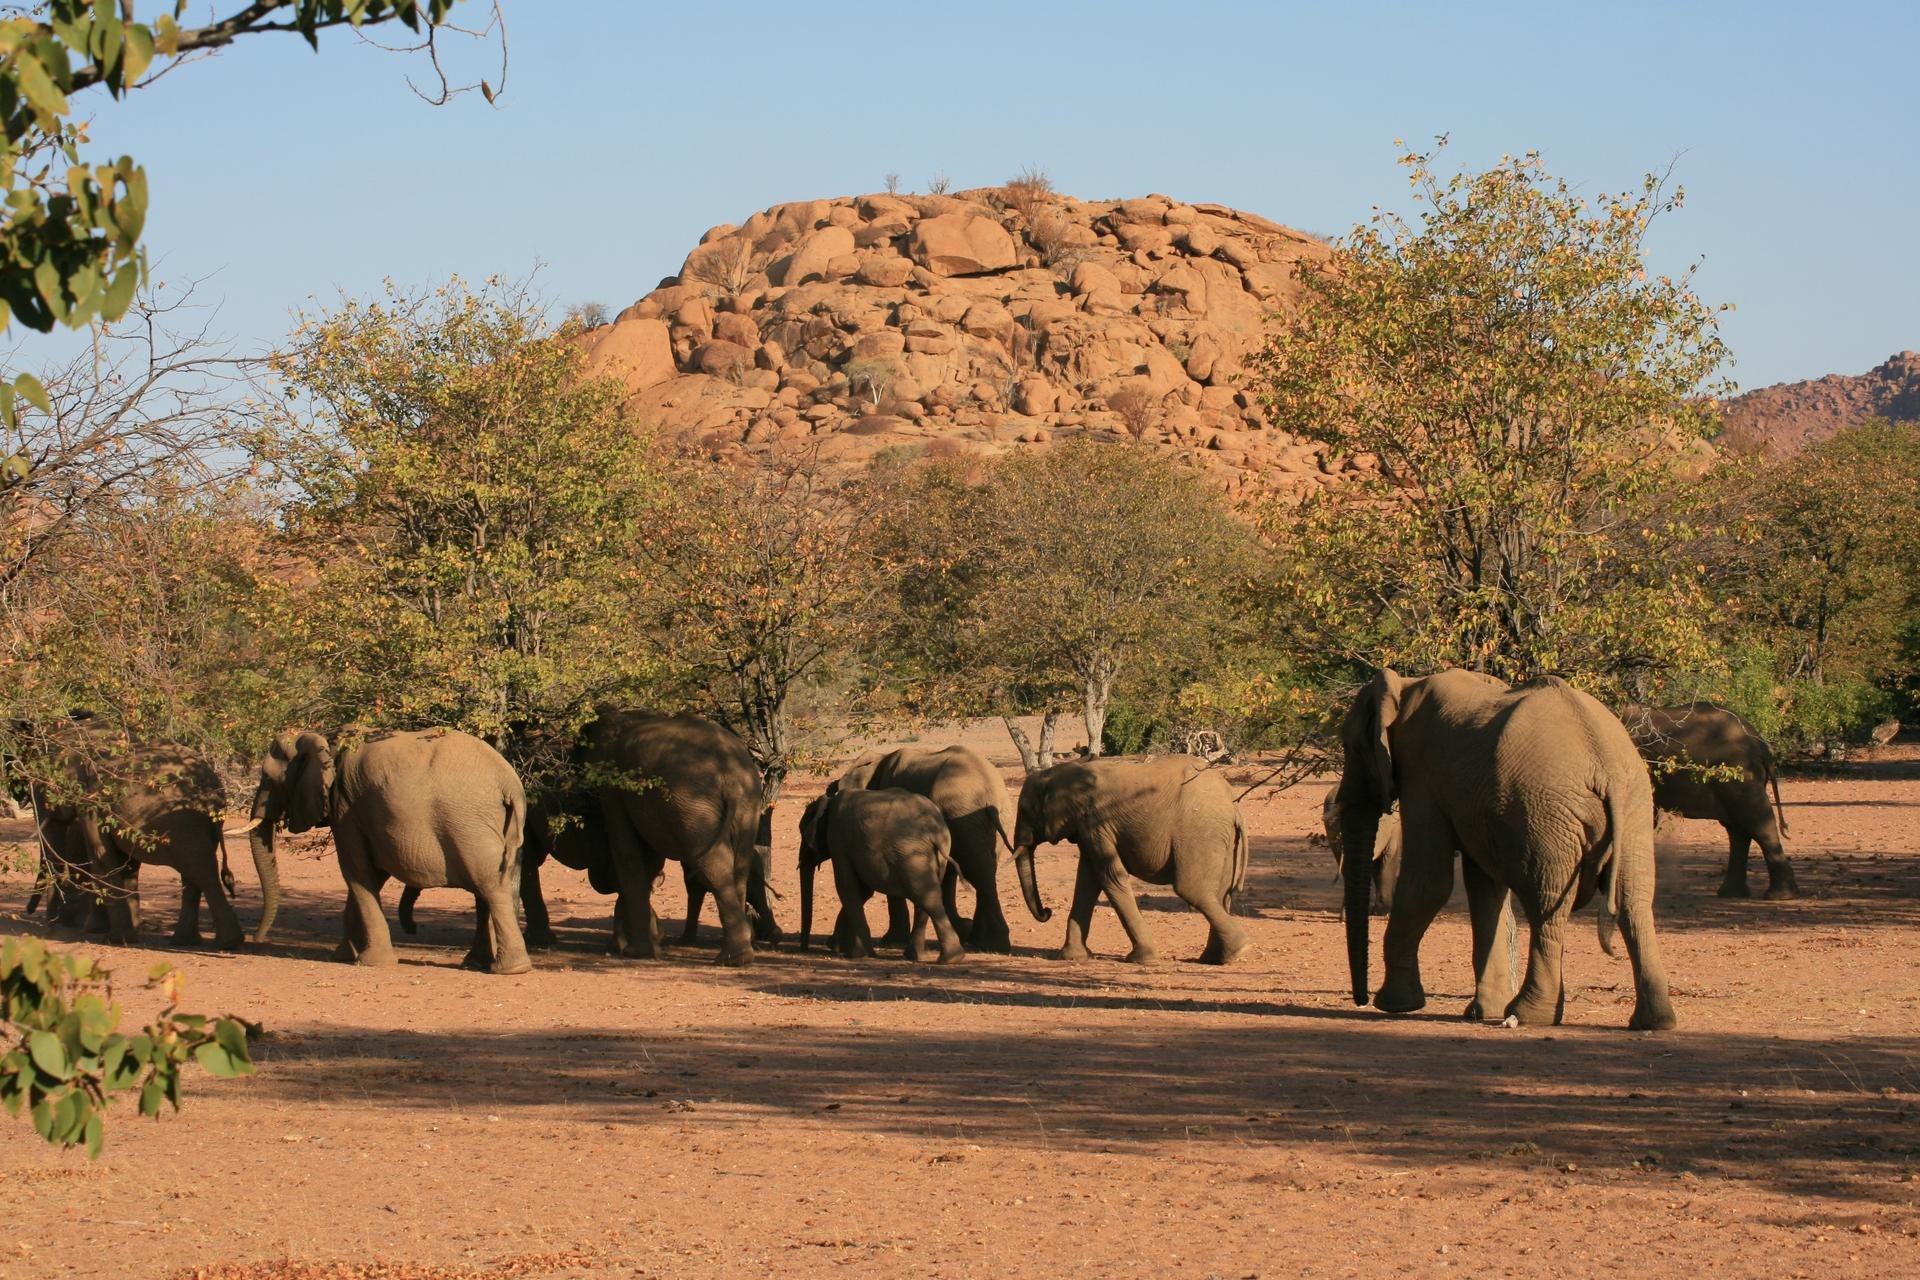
1627,703,1796,900
836,744,1015,952
247,728,531,974
1332,668,1676,1031
25,726,269,949
1012,754,1250,964
571,708,762,966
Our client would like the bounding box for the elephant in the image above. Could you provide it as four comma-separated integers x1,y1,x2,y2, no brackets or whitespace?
797,787,963,962
23,728,268,950
1627,702,1796,900
566,708,763,966
396,801,781,951
835,744,1015,952
1322,785,1400,916
1011,754,1250,965
1332,668,1676,1031
248,728,531,974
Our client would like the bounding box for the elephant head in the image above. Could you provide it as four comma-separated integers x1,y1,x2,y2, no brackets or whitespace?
1337,668,1402,1007
796,789,838,950
244,730,332,942
1008,771,1060,924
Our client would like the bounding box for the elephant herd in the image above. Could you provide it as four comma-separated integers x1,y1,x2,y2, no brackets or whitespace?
12,678,1798,1033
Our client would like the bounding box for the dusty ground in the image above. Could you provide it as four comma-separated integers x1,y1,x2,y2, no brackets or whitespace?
2,726,1917,1280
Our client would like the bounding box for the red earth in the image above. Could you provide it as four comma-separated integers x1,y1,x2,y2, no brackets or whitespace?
2,727,1917,1279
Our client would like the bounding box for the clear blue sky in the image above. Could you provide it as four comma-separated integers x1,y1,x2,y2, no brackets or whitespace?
39,0,1919,390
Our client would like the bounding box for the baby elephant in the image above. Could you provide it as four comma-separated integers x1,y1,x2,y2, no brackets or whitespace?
798,787,964,963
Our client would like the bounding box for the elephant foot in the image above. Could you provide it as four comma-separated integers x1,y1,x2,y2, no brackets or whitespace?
170,931,205,948
1199,929,1251,966
1463,997,1499,1021
935,945,965,964
460,948,490,971
752,926,784,948
1763,874,1800,901
715,945,754,968
963,924,1012,954
677,927,702,946
524,926,557,951
211,934,246,953
490,952,533,976
330,939,358,963
1124,947,1166,967
1629,997,1679,1031
1055,942,1092,962
355,950,400,968
1373,981,1426,1015
1716,878,1752,899
1502,991,1564,1026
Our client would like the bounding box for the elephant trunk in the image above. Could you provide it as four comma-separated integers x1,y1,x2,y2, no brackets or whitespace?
246,784,281,944
1013,845,1052,923
1340,803,1381,1006
798,855,816,951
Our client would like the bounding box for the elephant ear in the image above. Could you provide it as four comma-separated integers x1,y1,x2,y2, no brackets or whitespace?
798,793,833,867
284,733,334,833
1344,668,1402,810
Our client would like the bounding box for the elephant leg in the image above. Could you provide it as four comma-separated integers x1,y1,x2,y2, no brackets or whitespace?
78,826,138,945
1461,856,1516,1020
1503,904,1568,1027
1178,857,1249,966
602,808,663,960
520,857,556,951
1717,827,1753,898
679,863,706,944
464,896,493,970
1756,825,1798,900
878,895,912,949
333,823,397,967
480,883,532,976
831,861,873,959
704,852,754,967
905,898,929,962
1618,882,1677,1032
1374,835,1455,1015
1057,854,1103,961
956,828,1011,953
198,869,246,952
1097,861,1162,966
172,879,204,947
921,881,964,964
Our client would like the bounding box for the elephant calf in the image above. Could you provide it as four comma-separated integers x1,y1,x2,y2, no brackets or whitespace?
799,787,963,963
1012,754,1250,965
1628,703,1796,899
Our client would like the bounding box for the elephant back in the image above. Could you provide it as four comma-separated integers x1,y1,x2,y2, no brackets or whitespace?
577,708,761,860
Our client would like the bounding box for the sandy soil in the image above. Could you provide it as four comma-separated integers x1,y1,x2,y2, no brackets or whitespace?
2,727,1917,1280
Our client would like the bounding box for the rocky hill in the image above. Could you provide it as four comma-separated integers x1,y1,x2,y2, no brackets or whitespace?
580,187,1363,499
1716,351,1920,455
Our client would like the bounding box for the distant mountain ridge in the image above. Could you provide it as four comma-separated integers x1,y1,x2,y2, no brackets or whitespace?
1717,351,1920,455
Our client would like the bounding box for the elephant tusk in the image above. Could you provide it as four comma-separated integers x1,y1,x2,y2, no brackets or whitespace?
224,817,264,836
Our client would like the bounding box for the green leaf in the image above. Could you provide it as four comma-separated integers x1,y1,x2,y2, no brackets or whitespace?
84,1111,102,1159
26,1031,69,1081
138,1075,164,1117
13,372,49,414
13,52,71,121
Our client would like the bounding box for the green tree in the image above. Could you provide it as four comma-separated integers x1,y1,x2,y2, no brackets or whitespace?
262,276,667,788
1250,142,1731,700
875,439,1255,768
642,448,889,804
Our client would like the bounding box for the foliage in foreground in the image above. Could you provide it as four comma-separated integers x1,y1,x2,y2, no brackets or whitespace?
1,937,254,1157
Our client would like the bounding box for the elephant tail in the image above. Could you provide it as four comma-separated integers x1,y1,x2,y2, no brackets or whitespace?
1226,806,1250,915
1593,787,1622,959
1765,750,1790,839
501,786,527,881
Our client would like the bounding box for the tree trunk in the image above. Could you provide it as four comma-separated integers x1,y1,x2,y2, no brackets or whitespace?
1036,710,1059,769
1003,716,1039,775
1082,658,1115,757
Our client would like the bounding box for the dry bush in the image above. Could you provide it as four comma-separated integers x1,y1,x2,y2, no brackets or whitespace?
1106,384,1161,439
927,173,953,195
1003,164,1054,221
684,238,757,293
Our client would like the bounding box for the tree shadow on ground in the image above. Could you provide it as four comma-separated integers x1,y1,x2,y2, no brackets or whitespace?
248,1008,1920,1212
